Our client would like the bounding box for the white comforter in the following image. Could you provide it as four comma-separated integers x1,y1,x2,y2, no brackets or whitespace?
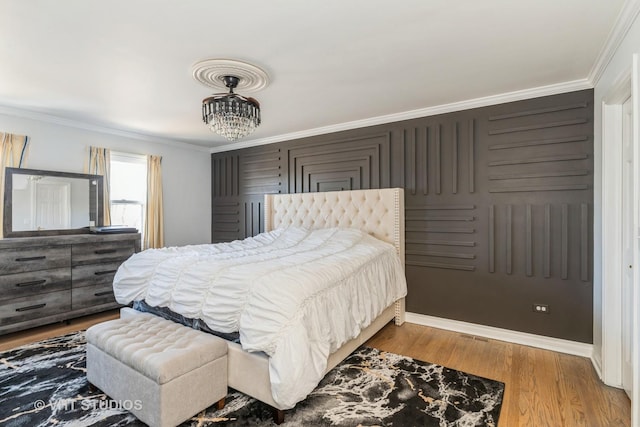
113,227,407,408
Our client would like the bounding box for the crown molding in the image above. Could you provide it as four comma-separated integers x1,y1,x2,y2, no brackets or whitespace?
0,77,594,156
589,0,640,86
0,104,210,152
210,78,592,153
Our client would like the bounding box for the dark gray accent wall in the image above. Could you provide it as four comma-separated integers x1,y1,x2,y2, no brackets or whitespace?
211,89,594,343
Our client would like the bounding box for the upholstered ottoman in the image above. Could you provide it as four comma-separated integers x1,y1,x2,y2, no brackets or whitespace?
86,309,228,427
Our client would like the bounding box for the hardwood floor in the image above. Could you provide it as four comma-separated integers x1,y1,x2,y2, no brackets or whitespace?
0,312,631,426
0,310,119,352
366,322,631,427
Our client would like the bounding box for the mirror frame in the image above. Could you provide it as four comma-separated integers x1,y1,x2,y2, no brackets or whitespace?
3,167,104,238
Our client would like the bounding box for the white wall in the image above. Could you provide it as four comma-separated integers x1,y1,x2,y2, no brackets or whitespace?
0,112,211,247
593,11,640,373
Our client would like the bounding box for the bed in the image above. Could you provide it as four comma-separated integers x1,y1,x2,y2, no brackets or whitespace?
112,187,407,419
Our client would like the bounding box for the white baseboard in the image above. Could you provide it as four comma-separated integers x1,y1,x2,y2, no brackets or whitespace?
405,312,594,359
591,351,604,380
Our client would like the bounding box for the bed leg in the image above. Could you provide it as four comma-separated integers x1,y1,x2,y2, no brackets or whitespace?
273,409,285,425
87,381,99,393
216,397,225,410
394,298,406,326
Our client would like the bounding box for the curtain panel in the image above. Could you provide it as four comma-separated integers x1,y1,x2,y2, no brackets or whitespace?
145,155,164,249
0,133,30,238
86,146,112,226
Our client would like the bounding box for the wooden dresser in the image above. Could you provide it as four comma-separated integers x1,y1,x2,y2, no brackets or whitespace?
0,233,141,335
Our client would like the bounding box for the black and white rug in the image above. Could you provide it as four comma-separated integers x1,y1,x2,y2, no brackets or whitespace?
0,332,504,426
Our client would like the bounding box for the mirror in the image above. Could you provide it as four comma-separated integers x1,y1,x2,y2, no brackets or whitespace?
3,167,103,237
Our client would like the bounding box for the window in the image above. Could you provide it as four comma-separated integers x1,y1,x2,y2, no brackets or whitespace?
110,152,147,238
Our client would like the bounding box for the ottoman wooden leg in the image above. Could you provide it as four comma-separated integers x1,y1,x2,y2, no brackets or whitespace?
216,397,225,410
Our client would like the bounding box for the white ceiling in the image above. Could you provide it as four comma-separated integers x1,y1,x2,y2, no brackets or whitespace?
0,0,628,150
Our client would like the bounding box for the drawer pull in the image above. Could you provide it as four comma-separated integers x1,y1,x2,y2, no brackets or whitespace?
94,249,117,255
15,279,47,288
15,256,46,262
94,291,113,297
16,303,46,312
94,270,118,276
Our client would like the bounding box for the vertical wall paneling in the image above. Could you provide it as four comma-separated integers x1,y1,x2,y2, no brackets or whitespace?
211,89,594,343
242,201,263,238
562,204,569,280
383,132,392,188
469,119,475,193
412,128,417,195
544,204,551,278
216,158,221,197
399,130,406,189
452,122,458,194
581,203,589,281
213,154,237,197
219,158,225,197
423,127,429,195
506,205,512,275
526,204,533,276
489,205,495,273
234,155,239,196
404,128,417,194
435,124,441,195
244,202,250,237
228,156,233,195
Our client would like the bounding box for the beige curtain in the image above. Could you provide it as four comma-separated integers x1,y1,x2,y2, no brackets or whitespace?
0,133,30,238
86,146,112,226
145,155,164,249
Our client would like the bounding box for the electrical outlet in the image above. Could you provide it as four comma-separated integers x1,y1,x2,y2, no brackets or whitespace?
533,304,550,314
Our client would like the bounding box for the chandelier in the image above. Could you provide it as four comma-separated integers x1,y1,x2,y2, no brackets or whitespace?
202,75,261,141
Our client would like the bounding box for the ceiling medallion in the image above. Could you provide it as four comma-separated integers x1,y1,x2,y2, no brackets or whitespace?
192,59,270,93
192,59,269,141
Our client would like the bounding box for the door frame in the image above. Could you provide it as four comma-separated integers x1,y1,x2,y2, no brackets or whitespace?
601,69,631,388
622,94,634,398
632,53,640,426
601,54,640,425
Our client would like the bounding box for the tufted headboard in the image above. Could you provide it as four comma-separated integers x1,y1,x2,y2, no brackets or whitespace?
264,188,405,265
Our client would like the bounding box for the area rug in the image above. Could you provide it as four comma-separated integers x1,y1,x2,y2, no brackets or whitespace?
0,332,504,426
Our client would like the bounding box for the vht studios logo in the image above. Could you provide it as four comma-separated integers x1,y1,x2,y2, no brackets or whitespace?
34,399,143,411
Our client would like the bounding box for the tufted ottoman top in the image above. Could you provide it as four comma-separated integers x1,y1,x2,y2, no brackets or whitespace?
86,312,227,385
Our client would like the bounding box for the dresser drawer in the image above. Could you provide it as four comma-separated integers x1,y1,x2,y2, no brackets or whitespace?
72,262,122,288
0,246,70,274
0,290,71,326
0,268,71,301
72,241,135,266
72,283,118,310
